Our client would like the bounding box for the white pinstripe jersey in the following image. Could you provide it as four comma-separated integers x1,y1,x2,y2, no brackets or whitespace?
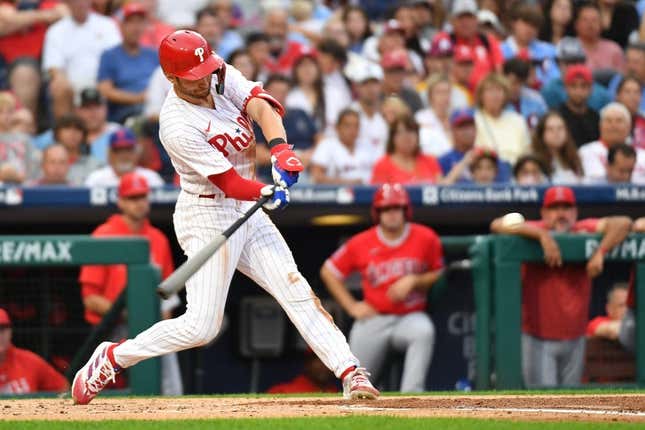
159,65,260,196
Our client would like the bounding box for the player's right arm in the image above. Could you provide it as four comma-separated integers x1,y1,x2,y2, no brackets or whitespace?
320,241,376,320
490,216,562,267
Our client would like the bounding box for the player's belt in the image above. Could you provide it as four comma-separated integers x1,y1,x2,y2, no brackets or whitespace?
198,194,217,199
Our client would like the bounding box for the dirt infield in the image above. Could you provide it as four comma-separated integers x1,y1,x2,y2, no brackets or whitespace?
2,394,645,422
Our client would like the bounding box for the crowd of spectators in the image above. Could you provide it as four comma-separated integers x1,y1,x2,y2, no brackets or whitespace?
2,0,645,189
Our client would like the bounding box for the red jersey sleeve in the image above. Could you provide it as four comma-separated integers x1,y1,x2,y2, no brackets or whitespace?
78,265,107,298
31,352,68,392
586,316,610,337
160,235,175,280
427,230,444,271
326,238,359,279
573,218,600,233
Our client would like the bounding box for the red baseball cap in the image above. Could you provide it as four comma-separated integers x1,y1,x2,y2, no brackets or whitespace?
0,308,11,326
564,64,592,85
381,49,410,70
428,37,454,58
454,45,474,63
122,2,147,20
543,186,576,208
118,172,149,198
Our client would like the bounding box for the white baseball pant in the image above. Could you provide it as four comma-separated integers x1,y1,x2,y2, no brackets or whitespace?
114,191,359,378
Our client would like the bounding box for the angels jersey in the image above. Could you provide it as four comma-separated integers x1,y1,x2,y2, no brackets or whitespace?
159,65,261,197
325,223,444,315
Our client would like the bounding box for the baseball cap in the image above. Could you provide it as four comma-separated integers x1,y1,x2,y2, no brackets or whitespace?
428,37,453,58
345,58,383,83
564,64,592,85
118,172,150,198
79,88,104,107
110,128,137,150
478,9,505,34
543,186,576,208
452,0,478,17
381,49,410,70
0,308,11,327
454,45,474,63
294,45,318,62
121,2,147,20
556,37,586,62
472,147,498,161
382,19,406,35
450,107,475,126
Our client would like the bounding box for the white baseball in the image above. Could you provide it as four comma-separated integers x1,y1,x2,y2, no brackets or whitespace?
501,212,525,228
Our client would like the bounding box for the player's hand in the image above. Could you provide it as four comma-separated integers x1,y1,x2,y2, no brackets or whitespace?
387,274,418,302
261,185,290,211
349,301,377,320
586,251,604,278
539,232,562,267
271,148,304,188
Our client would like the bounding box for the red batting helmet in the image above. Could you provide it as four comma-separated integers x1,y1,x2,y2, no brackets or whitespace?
371,183,412,223
159,30,224,81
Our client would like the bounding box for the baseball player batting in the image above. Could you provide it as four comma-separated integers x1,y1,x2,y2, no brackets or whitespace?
72,30,379,404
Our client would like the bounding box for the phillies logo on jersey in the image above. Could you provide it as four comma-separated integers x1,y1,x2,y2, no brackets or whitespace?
365,258,427,287
207,115,255,157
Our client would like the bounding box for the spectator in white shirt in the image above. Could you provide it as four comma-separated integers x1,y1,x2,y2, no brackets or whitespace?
85,128,164,188
42,0,121,119
415,73,454,157
310,109,375,185
345,58,388,155
579,102,645,183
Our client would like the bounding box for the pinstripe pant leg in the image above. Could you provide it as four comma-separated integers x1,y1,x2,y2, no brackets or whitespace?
236,210,359,378
114,199,245,368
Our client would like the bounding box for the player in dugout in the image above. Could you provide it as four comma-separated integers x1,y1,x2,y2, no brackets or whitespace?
0,308,69,394
321,183,443,392
491,186,632,388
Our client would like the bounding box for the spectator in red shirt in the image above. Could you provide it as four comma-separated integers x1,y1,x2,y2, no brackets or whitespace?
78,172,182,395
267,349,337,394
491,186,632,388
371,116,442,185
0,308,69,394
431,0,504,90
321,184,444,392
586,283,629,340
134,0,175,51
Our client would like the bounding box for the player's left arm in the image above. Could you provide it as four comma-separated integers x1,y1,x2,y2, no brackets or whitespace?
586,216,632,278
246,97,304,188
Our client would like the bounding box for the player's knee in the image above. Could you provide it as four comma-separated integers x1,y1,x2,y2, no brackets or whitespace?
416,317,436,343
181,311,222,347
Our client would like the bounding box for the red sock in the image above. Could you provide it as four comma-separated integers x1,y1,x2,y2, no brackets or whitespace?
107,341,124,370
340,366,356,381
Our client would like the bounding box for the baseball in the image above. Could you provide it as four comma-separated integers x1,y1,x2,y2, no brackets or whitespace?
501,212,525,228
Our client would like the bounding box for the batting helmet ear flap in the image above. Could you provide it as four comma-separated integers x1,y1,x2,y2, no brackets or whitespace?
215,61,226,95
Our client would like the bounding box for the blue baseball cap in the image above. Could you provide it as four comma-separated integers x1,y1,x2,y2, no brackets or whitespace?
450,108,475,127
110,128,137,150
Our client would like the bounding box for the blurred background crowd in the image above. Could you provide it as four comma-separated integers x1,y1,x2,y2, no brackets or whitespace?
2,0,645,189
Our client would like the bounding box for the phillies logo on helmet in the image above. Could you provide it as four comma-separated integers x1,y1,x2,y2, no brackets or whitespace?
194,47,205,63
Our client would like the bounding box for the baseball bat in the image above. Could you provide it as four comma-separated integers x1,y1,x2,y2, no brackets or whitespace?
157,196,269,299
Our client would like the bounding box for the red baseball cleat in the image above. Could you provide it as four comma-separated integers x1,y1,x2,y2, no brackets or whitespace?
72,342,120,405
342,367,380,400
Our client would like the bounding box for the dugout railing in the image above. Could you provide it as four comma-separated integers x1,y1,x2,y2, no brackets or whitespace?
470,234,645,390
0,236,161,396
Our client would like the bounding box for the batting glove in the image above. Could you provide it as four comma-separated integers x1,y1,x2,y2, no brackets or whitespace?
271,149,304,188
261,185,290,211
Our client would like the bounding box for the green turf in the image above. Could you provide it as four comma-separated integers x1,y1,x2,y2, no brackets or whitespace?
1,418,643,430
